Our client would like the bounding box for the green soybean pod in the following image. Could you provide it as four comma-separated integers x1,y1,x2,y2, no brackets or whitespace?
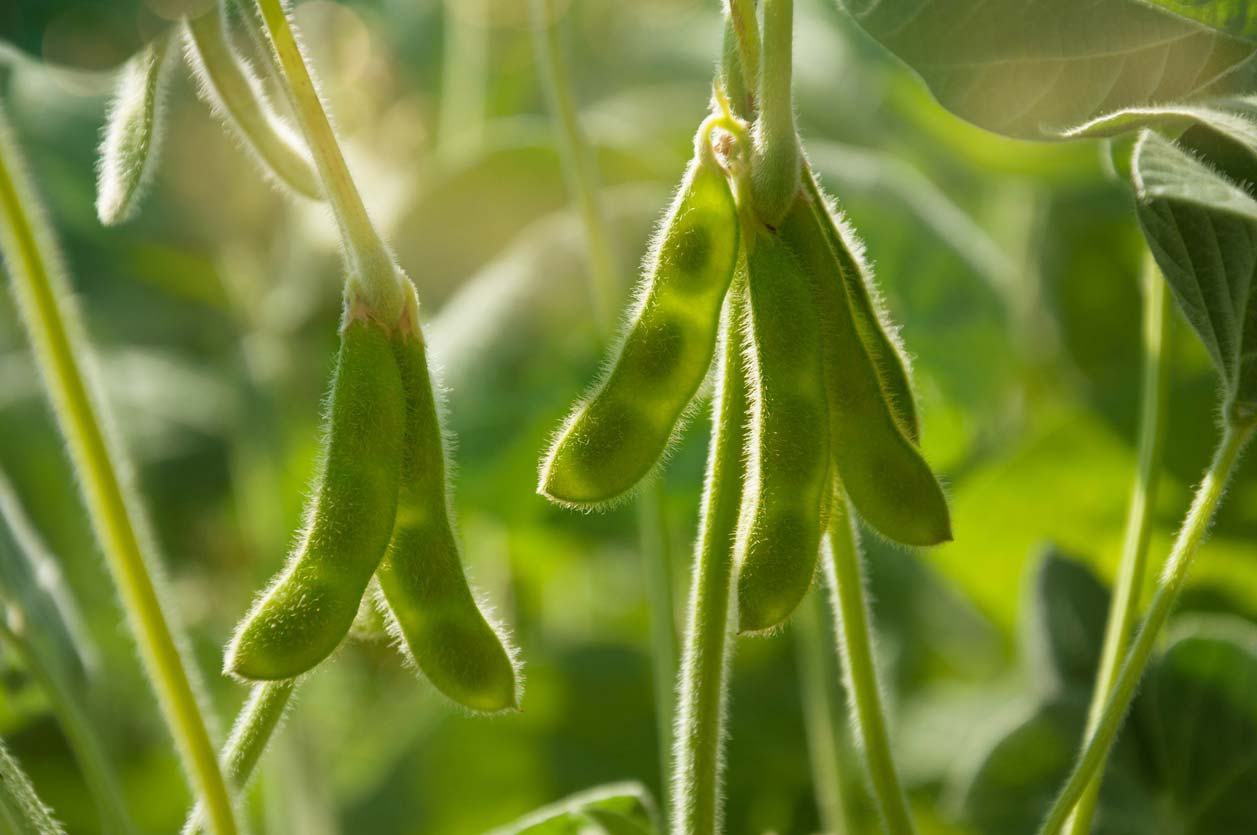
801,169,919,441
735,232,831,634
96,32,173,225
225,315,405,680
376,323,519,713
779,192,951,547
539,149,740,507
182,7,322,200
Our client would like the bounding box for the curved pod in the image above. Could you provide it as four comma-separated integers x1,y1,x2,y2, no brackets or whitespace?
780,191,951,547
226,316,405,680
539,153,740,506
377,326,519,713
735,233,831,634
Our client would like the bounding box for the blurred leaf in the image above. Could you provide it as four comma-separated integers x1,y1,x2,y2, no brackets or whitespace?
0,737,65,835
1135,1,1257,40
1137,616,1257,833
1023,549,1110,695
486,782,659,835
0,472,93,685
840,0,1257,139
1132,129,1257,414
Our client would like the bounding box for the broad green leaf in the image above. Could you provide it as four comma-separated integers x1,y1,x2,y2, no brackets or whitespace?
1136,616,1257,834
1136,1,1257,41
841,0,1257,139
0,739,65,835
1132,129,1257,417
1064,97,1257,149
1023,549,1110,694
486,782,659,835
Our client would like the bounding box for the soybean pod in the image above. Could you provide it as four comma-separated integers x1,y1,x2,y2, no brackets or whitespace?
96,32,174,225
779,190,951,547
376,320,519,714
539,139,740,506
226,313,405,680
801,169,919,441
182,4,322,201
735,231,831,634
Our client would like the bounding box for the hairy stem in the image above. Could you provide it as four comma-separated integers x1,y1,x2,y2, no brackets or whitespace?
794,590,852,835
1038,418,1255,835
0,110,237,835
529,0,680,797
1065,259,1170,835
672,289,748,835
182,681,299,835
724,0,760,114
251,0,404,321
825,501,915,835
751,0,798,227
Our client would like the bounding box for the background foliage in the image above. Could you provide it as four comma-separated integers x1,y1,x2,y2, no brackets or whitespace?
1,0,1255,832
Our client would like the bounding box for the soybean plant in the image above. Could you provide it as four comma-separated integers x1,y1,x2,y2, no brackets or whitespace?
537,1,951,831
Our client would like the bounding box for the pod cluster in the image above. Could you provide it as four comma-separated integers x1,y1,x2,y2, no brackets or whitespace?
540,107,951,634
226,298,520,714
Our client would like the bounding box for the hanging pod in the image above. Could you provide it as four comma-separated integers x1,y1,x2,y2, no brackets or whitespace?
735,232,831,634
226,314,405,680
539,144,740,507
96,30,174,225
375,322,520,713
182,6,322,201
779,186,951,547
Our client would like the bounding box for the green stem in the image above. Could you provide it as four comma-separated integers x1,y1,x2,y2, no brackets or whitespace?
824,500,915,835
182,681,299,835
0,622,136,835
0,111,238,835
671,288,748,835
793,590,852,835
529,0,680,798
252,0,404,321
724,0,760,114
751,0,798,227
1038,418,1256,835
1065,259,1170,835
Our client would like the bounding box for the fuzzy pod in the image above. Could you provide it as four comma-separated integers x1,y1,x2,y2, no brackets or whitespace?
735,231,831,634
226,315,405,680
801,170,919,441
779,189,951,547
96,31,174,226
540,152,740,506
182,8,322,200
376,325,519,713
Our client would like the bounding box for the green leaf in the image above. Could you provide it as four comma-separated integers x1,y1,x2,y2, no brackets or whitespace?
1135,1,1257,41
0,738,65,835
840,0,1257,139
1136,616,1257,834
487,782,660,835
0,472,94,685
1064,97,1257,148
1132,129,1257,417
1023,548,1111,695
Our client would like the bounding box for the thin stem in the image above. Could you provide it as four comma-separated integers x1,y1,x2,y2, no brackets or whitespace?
724,0,760,114
182,681,299,835
251,0,403,321
1038,418,1256,835
671,289,748,835
793,590,852,835
529,0,680,800
0,111,238,835
751,0,798,227
0,622,135,835
824,500,916,835
1065,259,1170,835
